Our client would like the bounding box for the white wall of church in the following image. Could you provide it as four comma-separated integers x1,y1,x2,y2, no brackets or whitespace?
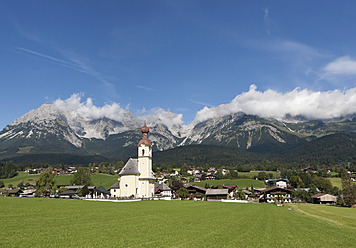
119,175,138,197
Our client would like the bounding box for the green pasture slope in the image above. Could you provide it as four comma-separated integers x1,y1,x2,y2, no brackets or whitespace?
193,179,265,188
1,198,355,248
54,174,118,188
1,172,118,189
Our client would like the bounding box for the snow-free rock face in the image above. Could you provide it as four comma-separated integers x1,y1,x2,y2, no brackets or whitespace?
2,103,356,160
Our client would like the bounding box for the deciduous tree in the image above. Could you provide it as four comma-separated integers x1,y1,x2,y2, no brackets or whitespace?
71,167,92,186
35,169,55,197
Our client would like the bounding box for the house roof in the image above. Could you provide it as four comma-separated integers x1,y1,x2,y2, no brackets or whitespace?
262,186,294,193
311,193,326,198
96,185,110,195
184,184,207,192
109,181,120,189
59,190,78,196
156,182,171,191
206,188,229,196
119,158,140,175
66,185,95,190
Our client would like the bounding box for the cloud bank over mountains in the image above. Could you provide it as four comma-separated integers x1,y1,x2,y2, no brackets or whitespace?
50,86,356,129
195,85,356,123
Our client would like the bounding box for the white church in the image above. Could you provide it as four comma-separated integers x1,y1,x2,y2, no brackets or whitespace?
110,122,155,198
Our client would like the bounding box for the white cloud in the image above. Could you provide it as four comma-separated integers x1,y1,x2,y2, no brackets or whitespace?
193,85,356,123
52,94,184,130
263,8,270,37
323,56,356,75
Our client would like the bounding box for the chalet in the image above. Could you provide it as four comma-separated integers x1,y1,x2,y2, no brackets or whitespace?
206,189,229,201
154,182,172,198
20,190,36,197
0,189,23,197
311,193,337,205
204,174,216,180
211,184,236,198
59,190,79,199
184,185,207,200
180,177,188,183
261,187,294,203
351,174,356,182
267,179,289,188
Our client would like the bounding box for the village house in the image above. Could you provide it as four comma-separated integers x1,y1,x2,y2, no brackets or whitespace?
205,188,229,201
261,187,294,203
184,184,207,200
312,193,337,205
267,179,289,188
0,189,23,197
154,181,172,198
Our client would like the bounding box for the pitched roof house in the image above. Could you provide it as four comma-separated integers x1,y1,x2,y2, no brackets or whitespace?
205,189,229,201
311,193,337,205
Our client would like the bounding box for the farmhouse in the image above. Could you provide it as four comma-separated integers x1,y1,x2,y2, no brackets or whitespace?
155,182,172,198
206,188,229,201
312,193,337,205
0,189,23,197
184,184,207,200
114,122,155,198
261,187,294,203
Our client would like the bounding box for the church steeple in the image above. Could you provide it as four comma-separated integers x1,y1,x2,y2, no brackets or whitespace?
138,121,152,146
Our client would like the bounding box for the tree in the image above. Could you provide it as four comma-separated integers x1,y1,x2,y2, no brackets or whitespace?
58,187,69,194
177,187,189,199
230,170,239,179
257,172,267,180
77,185,89,197
0,180,4,188
341,168,356,207
236,189,246,199
215,169,224,180
170,180,183,193
8,184,13,189
71,167,92,186
35,169,55,197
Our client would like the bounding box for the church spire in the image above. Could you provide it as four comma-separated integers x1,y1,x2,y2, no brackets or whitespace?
138,121,152,146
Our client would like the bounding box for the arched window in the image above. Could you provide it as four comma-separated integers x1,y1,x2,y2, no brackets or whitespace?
142,149,145,156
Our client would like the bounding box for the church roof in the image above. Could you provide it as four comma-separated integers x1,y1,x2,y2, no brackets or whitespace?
109,181,120,189
119,158,140,175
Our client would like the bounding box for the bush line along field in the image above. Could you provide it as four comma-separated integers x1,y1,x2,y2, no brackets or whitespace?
1,198,355,248
192,179,265,188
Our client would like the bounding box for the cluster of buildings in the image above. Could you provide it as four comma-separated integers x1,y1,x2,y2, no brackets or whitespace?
1,123,346,206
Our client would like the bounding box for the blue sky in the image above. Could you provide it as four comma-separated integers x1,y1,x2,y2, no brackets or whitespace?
2,1,356,129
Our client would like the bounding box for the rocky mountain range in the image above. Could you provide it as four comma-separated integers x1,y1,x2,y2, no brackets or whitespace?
1,102,356,162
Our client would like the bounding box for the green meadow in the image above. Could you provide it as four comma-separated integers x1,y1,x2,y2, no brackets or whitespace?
1,198,355,248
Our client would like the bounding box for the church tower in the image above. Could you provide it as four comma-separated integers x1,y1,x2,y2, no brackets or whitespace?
137,121,155,198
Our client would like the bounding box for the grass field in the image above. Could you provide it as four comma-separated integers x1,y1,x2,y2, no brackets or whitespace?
238,170,279,178
329,177,356,188
292,204,356,229
192,178,266,189
1,172,118,189
0,198,355,248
